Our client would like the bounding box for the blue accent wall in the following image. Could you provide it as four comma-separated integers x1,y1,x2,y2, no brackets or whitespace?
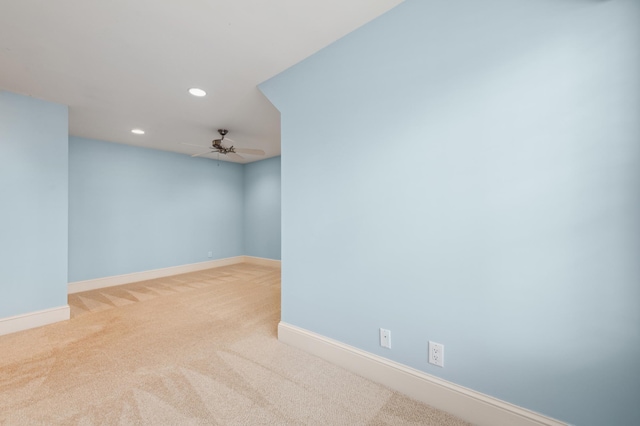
243,156,281,260
260,1,640,425
0,91,69,318
68,137,245,282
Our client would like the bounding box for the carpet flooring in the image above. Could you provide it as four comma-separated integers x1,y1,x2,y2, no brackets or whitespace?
0,263,470,425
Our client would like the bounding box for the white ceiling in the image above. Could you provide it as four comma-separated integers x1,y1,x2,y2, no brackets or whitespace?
0,0,403,163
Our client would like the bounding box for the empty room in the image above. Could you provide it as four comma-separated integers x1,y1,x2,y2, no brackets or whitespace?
1,1,638,425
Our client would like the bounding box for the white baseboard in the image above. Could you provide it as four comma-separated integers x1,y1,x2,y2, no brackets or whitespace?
68,256,246,294
242,256,281,267
0,305,70,336
278,322,566,426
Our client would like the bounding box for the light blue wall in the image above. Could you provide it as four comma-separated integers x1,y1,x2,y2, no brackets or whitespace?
243,156,281,260
0,91,69,317
259,1,640,425
68,137,244,282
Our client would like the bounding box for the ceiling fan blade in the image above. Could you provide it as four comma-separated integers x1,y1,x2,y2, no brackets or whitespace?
234,148,265,156
191,150,213,157
227,152,245,161
181,142,209,149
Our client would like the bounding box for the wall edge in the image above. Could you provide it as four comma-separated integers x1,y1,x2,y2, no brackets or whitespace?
0,305,70,336
278,321,567,426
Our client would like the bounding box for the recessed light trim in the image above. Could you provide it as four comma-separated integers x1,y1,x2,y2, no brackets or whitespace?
189,88,207,97
131,129,145,135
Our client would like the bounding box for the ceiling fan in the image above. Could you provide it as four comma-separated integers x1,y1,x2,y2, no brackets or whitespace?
181,129,265,161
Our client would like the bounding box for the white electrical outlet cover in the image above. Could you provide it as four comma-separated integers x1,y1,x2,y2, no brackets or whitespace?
380,328,391,349
428,341,444,367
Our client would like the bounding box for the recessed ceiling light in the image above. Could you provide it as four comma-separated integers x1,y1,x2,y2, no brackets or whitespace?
131,129,145,135
189,88,207,97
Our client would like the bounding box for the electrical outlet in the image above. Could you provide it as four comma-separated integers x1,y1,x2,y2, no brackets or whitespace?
208,251,213,258
380,328,391,349
428,341,444,367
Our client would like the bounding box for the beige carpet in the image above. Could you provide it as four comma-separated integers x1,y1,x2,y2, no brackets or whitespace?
0,263,470,425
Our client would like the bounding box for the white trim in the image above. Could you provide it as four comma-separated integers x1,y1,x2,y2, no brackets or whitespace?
68,256,245,294
0,305,70,336
242,256,281,267
278,322,567,426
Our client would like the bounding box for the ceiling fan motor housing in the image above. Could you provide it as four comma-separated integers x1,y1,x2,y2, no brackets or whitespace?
212,129,228,148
